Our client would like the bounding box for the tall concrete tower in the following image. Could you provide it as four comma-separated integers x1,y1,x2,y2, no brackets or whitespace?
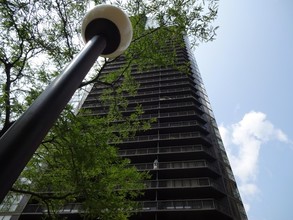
81,36,247,220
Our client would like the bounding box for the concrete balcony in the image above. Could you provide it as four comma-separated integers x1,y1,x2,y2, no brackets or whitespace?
138,198,230,216
119,144,214,160
144,177,224,193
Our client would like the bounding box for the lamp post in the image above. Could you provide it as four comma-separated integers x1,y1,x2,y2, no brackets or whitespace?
0,5,132,203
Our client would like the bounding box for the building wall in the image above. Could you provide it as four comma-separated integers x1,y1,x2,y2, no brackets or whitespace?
81,36,247,220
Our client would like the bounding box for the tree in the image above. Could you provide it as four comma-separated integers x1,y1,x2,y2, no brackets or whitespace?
0,0,219,219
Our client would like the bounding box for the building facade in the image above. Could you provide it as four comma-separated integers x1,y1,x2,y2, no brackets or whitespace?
0,35,247,220
81,36,247,220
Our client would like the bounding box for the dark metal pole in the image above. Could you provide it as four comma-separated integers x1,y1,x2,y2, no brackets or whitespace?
0,35,106,203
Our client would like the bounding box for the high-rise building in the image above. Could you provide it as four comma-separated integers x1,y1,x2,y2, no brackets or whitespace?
80,36,247,220
0,34,247,220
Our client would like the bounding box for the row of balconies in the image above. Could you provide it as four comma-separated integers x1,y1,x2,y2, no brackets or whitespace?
102,55,189,69
140,79,194,90
90,86,197,99
101,61,188,74
153,108,208,120
118,131,211,144
132,160,218,173
130,91,199,101
135,75,193,85
131,71,192,81
20,203,83,215
144,177,223,192
141,101,201,112
90,79,195,94
147,101,203,112
119,144,212,158
144,80,196,91
108,121,208,136
130,68,179,77
139,198,230,215
91,76,196,94
139,110,205,122
85,94,198,106
151,120,207,130
84,101,203,115
129,94,198,106
20,199,230,217
144,121,208,134
85,108,204,122
80,111,207,137
157,87,195,97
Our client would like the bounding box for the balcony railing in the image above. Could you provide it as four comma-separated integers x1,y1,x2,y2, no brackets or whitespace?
102,63,186,74
118,132,211,144
139,80,193,90
138,110,204,121
89,73,195,91
89,86,196,97
152,120,207,130
159,101,202,110
83,109,205,125
136,75,189,84
101,94,198,105
135,87,197,98
85,94,200,105
140,102,201,111
119,144,213,157
144,177,224,192
21,203,84,214
139,199,230,216
159,110,201,118
132,71,186,80
133,160,219,173
82,102,204,117
20,200,230,217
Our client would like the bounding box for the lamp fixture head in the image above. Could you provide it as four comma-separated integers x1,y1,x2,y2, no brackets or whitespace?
81,4,133,58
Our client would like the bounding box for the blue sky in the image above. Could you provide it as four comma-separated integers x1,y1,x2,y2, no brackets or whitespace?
195,1,293,220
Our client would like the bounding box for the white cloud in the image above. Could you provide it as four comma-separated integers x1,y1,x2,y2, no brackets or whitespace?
219,111,290,212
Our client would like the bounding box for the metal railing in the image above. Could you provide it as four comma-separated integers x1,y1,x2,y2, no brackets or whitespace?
138,110,204,120
144,177,224,192
120,131,210,143
160,110,200,118
136,75,189,84
117,94,198,105
152,120,205,129
139,80,192,89
88,76,195,92
133,160,219,173
82,102,204,117
138,199,230,215
119,144,213,157
19,199,230,217
21,203,84,214
132,71,185,80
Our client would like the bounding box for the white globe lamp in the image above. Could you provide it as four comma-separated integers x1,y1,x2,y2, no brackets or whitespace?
81,4,133,58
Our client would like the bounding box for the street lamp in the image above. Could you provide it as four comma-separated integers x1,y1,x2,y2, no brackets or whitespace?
0,5,132,203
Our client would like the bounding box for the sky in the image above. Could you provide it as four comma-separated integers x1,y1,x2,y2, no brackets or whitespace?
195,1,293,220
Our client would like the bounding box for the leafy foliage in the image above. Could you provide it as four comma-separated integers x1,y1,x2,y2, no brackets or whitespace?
0,0,218,219
14,110,148,219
